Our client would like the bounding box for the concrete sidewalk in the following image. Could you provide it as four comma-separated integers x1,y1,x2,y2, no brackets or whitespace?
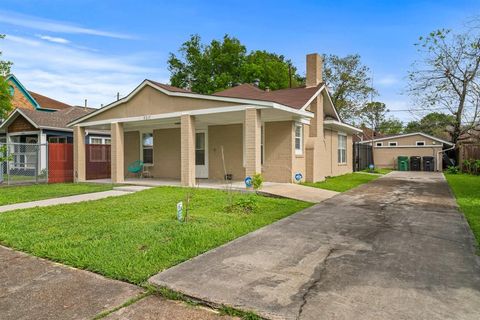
0,246,143,320
0,186,150,213
0,246,237,320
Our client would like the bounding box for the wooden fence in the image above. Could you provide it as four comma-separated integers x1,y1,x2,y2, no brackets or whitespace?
48,143,74,183
459,143,480,168
85,144,111,180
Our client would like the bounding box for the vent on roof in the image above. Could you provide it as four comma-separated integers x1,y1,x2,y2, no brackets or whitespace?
253,79,260,87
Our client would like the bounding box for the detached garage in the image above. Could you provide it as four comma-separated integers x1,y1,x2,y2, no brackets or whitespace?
359,132,454,171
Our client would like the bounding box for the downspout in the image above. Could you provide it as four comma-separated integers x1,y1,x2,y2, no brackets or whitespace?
436,144,455,172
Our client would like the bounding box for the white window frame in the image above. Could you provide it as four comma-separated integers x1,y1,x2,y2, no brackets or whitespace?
376,142,383,147
140,131,154,165
294,123,303,156
89,136,110,145
416,141,425,146
338,132,347,164
388,141,398,147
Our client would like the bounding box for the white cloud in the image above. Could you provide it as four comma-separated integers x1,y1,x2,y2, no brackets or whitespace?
37,34,70,44
0,10,133,39
2,34,167,108
376,75,399,87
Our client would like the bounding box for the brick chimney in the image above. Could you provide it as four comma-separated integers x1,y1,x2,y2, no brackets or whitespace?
306,53,323,87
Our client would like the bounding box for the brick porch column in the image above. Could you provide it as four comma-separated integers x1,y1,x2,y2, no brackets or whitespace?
111,122,124,183
73,125,86,182
244,108,261,178
181,114,196,187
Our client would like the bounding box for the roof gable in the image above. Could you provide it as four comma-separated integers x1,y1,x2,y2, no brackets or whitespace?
69,80,315,126
7,75,40,110
6,75,72,111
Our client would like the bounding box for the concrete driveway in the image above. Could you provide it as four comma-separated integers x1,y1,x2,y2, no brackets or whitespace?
150,171,480,320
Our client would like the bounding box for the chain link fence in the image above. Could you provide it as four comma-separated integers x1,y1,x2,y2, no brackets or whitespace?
0,143,48,185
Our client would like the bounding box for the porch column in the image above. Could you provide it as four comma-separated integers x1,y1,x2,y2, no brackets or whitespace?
244,108,261,178
111,122,124,183
181,114,196,187
73,125,86,182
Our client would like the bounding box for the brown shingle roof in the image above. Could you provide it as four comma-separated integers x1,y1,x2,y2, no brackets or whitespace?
146,80,323,110
148,80,192,93
212,83,323,109
28,91,72,110
19,107,95,129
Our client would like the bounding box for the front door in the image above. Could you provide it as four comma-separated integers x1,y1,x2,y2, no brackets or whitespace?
195,130,208,178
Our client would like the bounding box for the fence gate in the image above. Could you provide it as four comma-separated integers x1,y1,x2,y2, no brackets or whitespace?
0,143,48,185
48,143,74,183
353,142,373,171
86,144,111,180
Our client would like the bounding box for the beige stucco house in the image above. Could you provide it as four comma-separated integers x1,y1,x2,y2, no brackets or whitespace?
359,132,454,171
69,53,361,186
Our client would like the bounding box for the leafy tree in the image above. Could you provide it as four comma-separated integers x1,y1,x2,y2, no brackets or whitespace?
378,118,404,135
240,50,302,91
168,34,302,94
407,27,480,155
168,35,246,94
404,112,455,140
323,54,376,122
361,101,388,132
0,34,13,120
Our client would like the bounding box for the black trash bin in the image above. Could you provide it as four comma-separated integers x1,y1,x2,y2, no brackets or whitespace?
423,156,435,171
410,156,421,171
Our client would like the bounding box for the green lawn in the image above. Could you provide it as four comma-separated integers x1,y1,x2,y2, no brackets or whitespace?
445,173,480,248
0,187,310,284
303,172,381,192
0,183,113,206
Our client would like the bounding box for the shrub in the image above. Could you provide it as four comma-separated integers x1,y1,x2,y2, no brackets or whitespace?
252,173,263,190
462,159,473,174
474,160,480,175
446,166,460,174
227,196,258,214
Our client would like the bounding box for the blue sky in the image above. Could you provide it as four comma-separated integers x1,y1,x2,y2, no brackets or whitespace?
1,0,478,122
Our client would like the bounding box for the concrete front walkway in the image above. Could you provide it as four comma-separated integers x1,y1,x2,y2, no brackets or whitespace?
91,178,336,203
0,186,150,213
150,171,480,320
259,183,338,203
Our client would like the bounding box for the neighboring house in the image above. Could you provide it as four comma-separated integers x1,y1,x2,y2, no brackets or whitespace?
353,126,384,143
359,132,454,170
69,53,361,186
0,75,109,172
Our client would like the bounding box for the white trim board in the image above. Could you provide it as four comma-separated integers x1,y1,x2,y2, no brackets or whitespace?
75,105,312,128
374,145,443,148
359,132,454,146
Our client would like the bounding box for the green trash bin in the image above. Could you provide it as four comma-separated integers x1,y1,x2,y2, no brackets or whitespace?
398,156,409,171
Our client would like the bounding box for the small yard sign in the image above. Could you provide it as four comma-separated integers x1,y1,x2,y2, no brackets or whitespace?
294,172,303,183
244,176,253,188
176,201,183,222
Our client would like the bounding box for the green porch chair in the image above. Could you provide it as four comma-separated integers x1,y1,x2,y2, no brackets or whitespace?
128,160,144,177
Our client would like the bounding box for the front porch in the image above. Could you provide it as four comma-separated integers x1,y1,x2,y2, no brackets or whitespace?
73,105,311,186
